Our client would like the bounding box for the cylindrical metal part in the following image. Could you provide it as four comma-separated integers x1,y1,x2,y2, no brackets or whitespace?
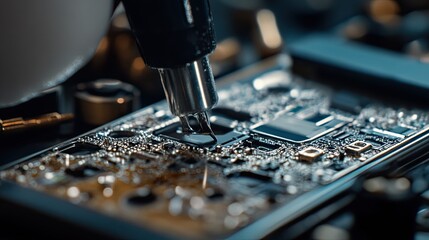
122,0,216,68
74,79,140,125
158,56,218,116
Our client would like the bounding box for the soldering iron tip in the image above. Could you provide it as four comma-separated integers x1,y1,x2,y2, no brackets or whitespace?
196,111,217,142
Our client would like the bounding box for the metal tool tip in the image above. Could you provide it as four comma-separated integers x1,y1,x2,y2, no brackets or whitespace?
208,131,217,142
179,116,194,134
179,112,217,142
197,111,217,142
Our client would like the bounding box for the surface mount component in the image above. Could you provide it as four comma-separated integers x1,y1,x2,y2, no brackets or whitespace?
1,55,429,239
346,141,372,156
298,147,324,162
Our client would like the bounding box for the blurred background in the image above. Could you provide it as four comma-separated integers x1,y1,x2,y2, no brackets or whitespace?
2,0,429,163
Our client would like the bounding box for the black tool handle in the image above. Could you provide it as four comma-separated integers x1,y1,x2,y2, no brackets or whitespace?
122,0,216,68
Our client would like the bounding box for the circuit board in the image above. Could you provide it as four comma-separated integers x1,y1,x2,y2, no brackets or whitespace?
2,55,429,239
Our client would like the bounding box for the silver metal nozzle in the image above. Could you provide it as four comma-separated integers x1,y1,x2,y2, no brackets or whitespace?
158,56,218,140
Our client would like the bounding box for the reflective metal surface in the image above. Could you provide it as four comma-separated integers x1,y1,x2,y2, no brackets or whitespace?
159,56,218,138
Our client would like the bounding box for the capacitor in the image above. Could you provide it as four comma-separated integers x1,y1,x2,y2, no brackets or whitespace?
74,79,140,126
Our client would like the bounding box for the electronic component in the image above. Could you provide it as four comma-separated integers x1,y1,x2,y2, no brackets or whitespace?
243,137,281,152
154,122,246,148
345,141,372,156
252,114,344,143
75,79,140,125
2,56,429,239
298,147,324,162
0,112,73,133
362,128,410,139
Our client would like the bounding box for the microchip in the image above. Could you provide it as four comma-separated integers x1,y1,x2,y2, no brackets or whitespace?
345,141,372,156
252,114,344,143
298,147,324,162
154,122,247,147
389,126,415,136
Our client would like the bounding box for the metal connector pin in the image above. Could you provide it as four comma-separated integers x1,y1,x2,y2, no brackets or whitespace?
0,112,74,133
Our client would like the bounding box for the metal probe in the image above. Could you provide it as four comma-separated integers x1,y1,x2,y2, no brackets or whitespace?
122,0,218,142
158,56,217,141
